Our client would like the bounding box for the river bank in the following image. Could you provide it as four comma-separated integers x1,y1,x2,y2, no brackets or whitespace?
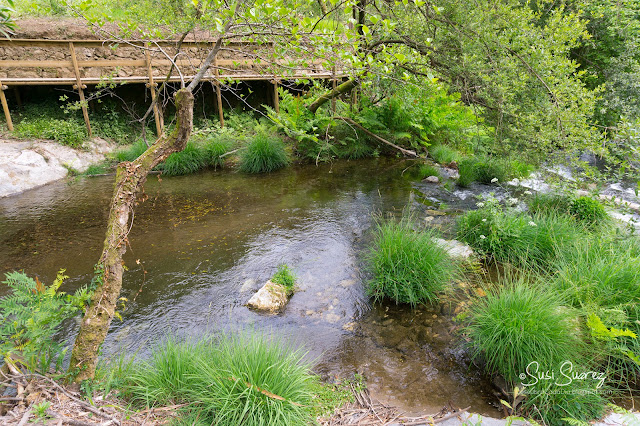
0,138,116,198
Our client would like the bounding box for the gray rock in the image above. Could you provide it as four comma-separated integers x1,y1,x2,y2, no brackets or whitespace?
433,238,474,260
246,280,289,313
424,175,440,183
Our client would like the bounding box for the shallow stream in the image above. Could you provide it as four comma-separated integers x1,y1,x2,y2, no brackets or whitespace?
0,158,501,416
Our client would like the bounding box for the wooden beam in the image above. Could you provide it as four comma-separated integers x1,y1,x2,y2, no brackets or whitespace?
213,56,224,127
145,46,163,136
0,38,274,48
0,81,13,131
68,42,92,137
272,78,280,113
0,73,346,86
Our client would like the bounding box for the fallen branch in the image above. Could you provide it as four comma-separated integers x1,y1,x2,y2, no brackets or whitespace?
22,373,120,425
332,116,419,158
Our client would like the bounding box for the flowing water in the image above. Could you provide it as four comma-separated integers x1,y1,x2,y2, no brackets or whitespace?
0,158,501,416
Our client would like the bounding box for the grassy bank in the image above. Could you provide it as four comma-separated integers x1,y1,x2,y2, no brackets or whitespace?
457,191,640,423
99,333,360,425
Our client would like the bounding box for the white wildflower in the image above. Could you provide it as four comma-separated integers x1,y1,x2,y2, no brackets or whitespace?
524,190,532,195
476,202,485,208
508,198,519,205
480,235,486,239
482,218,487,222
528,221,537,227
491,178,498,183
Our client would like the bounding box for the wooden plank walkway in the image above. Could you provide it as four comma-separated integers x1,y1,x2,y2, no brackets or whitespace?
0,38,342,134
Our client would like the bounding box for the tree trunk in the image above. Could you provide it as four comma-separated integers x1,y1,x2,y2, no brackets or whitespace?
307,78,357,113
69,89,194,382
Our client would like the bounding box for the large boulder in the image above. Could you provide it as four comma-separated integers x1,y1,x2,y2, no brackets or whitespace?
246,280,289,313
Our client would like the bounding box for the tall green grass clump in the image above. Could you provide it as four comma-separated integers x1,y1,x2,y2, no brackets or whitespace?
429,144,460,164
457,157,533,187
113,139,148,162
204,135,234,169
239,132,290,173
366,218,458,306
527,192,573,215
159,141,209,176
123,333,317,425
529,193,607,227
551,238,640,381
457,201,587,270
465,278,583,384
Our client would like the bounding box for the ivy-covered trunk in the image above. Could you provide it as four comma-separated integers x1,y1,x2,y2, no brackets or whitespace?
69,89,194,382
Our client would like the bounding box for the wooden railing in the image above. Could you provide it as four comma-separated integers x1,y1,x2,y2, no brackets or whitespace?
0,38,340,135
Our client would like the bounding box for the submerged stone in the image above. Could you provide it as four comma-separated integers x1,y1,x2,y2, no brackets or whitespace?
434,238,474,260
246,280,289,313
424,175,440,183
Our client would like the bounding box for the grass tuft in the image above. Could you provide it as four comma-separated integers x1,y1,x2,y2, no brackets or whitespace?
122,333,318,426
159,141,209,176
464,277,584,384
271,264,296,295
366,217,458,306
429,144,460,164
239,132,290,173
457,205,588,270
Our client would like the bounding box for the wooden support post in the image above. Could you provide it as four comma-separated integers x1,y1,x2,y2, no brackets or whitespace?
213,56,224,127
145,47,163,136
68,42,92,137
0,81,13,131
331,67,337,114
272,78,280,113
13,87,22,110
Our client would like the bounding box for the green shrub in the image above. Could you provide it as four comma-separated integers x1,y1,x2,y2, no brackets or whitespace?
0,270,91,372
457,203,587,270
239,132,290,173
123,333,318,425
159,141,209,176
271,264,296,295
465,278,583,384
570,196,607,225
14,117,86,147
366,218,459,306
83,163,111,176
429,144,461,164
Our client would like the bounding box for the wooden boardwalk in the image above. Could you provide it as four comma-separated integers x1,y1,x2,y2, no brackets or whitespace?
0,38,340,135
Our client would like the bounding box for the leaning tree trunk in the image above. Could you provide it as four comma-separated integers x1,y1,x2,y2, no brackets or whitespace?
69,89,194,382
307,78,357,113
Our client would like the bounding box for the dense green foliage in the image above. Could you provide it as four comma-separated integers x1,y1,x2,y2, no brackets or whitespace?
366,218,458,306
121,334,320,425
457,200,586,270
0,271,91,372
569,196,607,225
14,117,86,147
239,131,290,174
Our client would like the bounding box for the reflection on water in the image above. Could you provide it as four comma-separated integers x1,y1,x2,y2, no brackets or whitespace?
0,158,499,416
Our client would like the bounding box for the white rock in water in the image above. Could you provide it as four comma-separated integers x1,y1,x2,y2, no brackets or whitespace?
246,280,289,313
424,175,440,183
240,278,258,293
434,238,474,260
